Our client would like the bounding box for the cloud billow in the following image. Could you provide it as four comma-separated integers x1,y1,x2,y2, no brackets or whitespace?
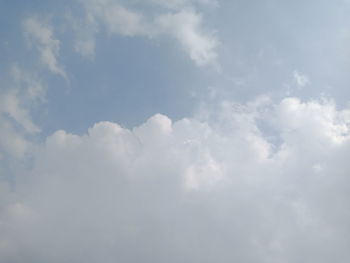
1,97,350,263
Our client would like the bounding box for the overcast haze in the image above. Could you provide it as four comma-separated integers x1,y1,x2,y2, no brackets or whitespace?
1,0,350,262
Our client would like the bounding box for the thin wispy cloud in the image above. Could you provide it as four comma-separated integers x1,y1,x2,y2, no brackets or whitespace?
74,0,218,66
23,17,67,79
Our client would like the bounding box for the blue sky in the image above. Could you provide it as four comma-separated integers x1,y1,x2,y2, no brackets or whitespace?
1,0,350,262
2,0,350,134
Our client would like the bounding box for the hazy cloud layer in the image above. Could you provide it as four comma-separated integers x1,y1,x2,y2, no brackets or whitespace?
1,97,350,262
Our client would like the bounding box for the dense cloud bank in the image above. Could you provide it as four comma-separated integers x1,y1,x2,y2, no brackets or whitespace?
1,96,350,262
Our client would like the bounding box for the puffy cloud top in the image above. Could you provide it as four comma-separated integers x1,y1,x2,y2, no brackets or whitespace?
1,97,350,262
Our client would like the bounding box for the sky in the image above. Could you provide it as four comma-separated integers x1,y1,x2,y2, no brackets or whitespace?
1,0,350,262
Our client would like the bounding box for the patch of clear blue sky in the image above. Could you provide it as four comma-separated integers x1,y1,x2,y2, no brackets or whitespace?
45,35,211,134
215,0,350,103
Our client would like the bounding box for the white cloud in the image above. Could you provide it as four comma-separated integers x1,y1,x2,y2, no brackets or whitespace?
74,38,96,58
65,11,97,59
148,0,218,10
0,89,39,134
74,0,218,66
156,10,218,66
23,17,67,79
80,0,150,37
70,0,149,59
150,0,191,9
0,87,35,159
11,65,46,104
293,70,310,89
1,96,350,262
0,66,44,159
0,119,30,159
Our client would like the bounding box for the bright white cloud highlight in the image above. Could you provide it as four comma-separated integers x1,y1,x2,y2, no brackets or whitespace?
1,96,350,262
23,17,67,79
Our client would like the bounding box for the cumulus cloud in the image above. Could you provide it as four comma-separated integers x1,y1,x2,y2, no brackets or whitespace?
23,17,67,79
1,96,350,262
74,0,218,66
